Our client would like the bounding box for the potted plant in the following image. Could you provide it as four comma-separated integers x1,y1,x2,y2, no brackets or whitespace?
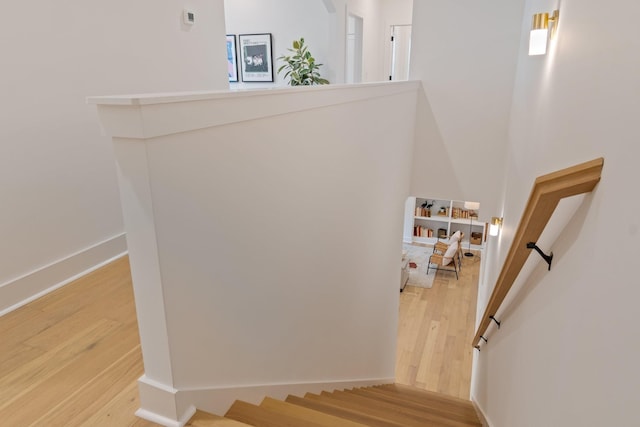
277,38,329,86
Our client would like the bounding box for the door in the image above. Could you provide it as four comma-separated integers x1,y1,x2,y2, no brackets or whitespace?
390,25,412,81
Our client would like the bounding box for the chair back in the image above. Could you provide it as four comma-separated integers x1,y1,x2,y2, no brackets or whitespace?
443,241,458,265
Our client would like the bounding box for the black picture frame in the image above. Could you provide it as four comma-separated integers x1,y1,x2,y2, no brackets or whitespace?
238,33,274,82
226,34,239,83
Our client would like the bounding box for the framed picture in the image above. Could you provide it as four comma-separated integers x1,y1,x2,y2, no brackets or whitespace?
226,34,239,83
238,33,274,82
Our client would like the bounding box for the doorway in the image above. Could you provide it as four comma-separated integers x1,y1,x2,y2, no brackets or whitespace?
390,25,412,81
346,13,363,84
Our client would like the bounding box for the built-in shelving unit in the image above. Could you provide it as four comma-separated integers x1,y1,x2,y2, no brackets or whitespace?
406,197,486,250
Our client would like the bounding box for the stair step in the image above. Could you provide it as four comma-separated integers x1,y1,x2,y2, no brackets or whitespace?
225,400,327,427
351,388,481,425
378,384,474,412
321,390,473,427
203,383,482,427
186,410,253,426
286,394,404,427
305,391,426,427
374,384,478,417
260,397,368,427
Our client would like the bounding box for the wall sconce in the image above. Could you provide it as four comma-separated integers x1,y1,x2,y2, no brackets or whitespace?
489,217,503,236
528,10,559,56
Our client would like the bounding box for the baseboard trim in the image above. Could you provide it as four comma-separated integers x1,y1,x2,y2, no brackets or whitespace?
178,377,395,417
135,407,196,427
0,233,127,316
471,397,493,427
136,375,394,425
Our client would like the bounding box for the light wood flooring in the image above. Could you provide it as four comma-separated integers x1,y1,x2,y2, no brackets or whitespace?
395,247,480,399
0,256,158,426
0,250,479,425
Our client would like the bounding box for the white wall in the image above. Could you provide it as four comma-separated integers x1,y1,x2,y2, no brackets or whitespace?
335,0,411,83
408,0,525,220
224,0,333,87
472,0,640,425
92,81,419,423
0,0,229,314
327,0,386,83
343,0,384,82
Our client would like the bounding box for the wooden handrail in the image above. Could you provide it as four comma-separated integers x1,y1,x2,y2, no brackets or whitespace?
472,158,604,348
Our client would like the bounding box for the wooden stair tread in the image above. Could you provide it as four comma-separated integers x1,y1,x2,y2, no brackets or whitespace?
322,390,475,427
212,383,481,427
186,410,253,426
286,394,404,427
378,383,476,408
364,386,480,420
260,397,368,427
306,391,430,427
225,400,328,427
345,388,481,426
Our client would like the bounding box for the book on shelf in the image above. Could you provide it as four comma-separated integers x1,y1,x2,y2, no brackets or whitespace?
413,226,434,238
451,207,478,219
415,207,431,217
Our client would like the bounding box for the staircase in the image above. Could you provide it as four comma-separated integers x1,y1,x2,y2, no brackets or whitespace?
186,384,482,426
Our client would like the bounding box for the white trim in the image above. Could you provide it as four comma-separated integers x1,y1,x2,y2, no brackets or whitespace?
177,377,395,417
87,81,419,106
136,375,182,422
135,375,394,425
135,406,196,427
90,81,420,140
471,397,494,427
0,233,127,316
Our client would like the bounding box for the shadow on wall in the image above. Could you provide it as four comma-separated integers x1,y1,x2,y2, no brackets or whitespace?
410,88,464,200
494,192,595,325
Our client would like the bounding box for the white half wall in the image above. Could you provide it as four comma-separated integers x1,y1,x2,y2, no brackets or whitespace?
0,0,229,315
408,0,525,217
471,0,640,426
91,81,419,424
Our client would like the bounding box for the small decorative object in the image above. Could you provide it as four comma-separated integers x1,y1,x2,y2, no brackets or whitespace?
226,35,239,83
277,38,329,86
239,33,274,82
421,200,433,217
438,206,447,216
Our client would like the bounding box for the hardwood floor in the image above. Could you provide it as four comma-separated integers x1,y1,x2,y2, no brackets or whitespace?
395,248,480,399
0,250,478,425
0,256,159,426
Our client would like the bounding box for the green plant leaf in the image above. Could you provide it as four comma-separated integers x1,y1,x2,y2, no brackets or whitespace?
277,37,328,86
